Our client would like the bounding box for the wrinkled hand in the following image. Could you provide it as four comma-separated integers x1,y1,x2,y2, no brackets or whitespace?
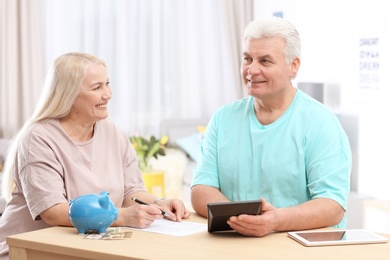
227,198,279,237
122,204,164,228
158,199,191,222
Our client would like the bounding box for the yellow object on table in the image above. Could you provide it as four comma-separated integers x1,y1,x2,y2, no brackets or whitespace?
142,170,165,197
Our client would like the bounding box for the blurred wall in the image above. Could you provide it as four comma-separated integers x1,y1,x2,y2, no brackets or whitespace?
253,0,390,199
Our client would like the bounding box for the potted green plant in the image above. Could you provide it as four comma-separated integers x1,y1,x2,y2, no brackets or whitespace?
129,135,168,172
129,135,169,197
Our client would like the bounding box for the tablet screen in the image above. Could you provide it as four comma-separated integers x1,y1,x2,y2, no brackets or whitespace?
207,200,262,233
288,229,388,246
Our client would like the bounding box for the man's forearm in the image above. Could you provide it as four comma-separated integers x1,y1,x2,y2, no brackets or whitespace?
191,185,229,217
275,198,345,231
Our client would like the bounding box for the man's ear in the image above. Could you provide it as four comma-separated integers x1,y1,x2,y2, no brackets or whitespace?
289,57,300,79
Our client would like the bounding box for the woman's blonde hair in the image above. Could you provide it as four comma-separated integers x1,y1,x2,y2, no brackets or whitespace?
1,52,106,201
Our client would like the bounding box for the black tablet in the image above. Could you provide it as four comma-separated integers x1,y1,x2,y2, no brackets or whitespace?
207,200,262,233
288,229,389,247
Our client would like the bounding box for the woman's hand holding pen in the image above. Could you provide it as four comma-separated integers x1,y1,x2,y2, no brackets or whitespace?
115,203,164,228
156,198,191,222
131,197,170,217
113,195,191,228
132,197,191,222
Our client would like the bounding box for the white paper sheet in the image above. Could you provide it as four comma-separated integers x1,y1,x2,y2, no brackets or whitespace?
130,219,207,236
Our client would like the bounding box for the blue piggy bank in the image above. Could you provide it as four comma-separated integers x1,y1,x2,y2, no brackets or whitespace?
69,191,118,234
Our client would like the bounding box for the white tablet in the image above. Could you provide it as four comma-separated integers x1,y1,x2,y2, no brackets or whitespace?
288,229,388,247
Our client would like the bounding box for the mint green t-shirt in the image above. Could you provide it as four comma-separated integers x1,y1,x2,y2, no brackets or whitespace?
192,90,352,227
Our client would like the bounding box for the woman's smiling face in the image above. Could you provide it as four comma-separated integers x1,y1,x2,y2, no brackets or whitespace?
70,63,112,124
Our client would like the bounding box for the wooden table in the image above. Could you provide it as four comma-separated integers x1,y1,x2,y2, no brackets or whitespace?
7,214,390,260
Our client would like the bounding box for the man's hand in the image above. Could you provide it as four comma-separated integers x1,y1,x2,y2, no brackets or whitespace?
227,198,278,237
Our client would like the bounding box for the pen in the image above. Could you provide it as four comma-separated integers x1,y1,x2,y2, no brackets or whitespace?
131,197,169,217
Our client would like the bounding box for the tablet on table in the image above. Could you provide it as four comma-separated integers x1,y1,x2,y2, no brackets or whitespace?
288,229,388,247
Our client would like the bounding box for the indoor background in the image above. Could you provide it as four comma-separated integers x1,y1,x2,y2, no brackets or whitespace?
1,0,389,231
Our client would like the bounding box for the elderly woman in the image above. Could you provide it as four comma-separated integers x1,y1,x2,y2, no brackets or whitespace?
0,52,191,259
